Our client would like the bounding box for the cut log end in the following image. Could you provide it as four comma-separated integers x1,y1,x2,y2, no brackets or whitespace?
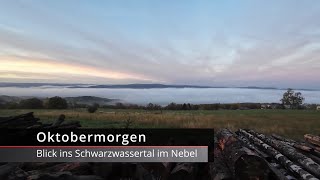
235,154,272,180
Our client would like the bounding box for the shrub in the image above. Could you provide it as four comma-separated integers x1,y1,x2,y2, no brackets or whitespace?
230,103,240,110
19,98,43,109
5,102,19,109
47,96,68,109
87,106,98,113
87,103,99,113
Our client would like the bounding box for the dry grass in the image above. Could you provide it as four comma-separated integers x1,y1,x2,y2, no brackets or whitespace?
0,109,319,139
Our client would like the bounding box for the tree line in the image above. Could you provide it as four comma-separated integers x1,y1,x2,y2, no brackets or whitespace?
0,96,68,109
0,89,317,111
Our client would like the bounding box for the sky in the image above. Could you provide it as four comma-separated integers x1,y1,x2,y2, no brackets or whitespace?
0,0,320,89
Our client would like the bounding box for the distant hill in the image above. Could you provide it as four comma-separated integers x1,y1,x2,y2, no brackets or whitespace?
0,82,318,91
85,83,214,89
0,95,118,106
238,86,278,90
65,96,118,105
0,82,215,89
0,82,84,88
0,95,24,104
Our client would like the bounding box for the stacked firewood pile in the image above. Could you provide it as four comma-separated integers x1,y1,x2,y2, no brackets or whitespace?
211,129,320,180
0,113,320,179
0,112,41,128
0,112,81,129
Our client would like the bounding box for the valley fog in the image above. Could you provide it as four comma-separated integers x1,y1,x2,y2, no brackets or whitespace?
0,87,320,105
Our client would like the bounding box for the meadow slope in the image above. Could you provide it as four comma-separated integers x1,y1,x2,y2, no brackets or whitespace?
0,109,319,139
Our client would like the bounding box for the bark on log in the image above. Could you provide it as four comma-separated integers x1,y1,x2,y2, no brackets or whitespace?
56,121,81,129
272,134,297,144
168,163,195,180
236,133,289,180
305,134,320,147
269,162,297,180
0,112,40,128
239,129,318,180
52,114,65,127
216,129,272,180
209,134,233,180
209,147,233,180
0,112,35,123
44,121,81,129
236,133,270,159
303,152,320,165
272,134,320,158
0,113,81,129
249,130,320,179
91,163,113,179
293,143,320,158
145,162,173,180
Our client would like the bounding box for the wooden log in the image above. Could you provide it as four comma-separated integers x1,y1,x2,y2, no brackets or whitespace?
141,162,169,180
272,134,297,144
209,147,233,180
236,133,289,180
52,114,65,127
108,163,137,179
0,113,80,129
249,130,320,179
0,112,35,124
44,114,67,128
293,143,320,158
8,167,28,180
3,120,39,128
216,129,273,180
168,163,195,180
269,162,297,180
56,121,81,129
306,143,320,152
0,112,40,128
305,134,320,147
209,133,233,180
44,121,81,129
4,113,38,123
239,129,318,180
236,133,270,159
272,134,320,158
91,163,113,179
303,152,320,165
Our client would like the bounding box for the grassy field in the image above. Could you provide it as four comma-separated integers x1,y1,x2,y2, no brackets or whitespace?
0,108,319,139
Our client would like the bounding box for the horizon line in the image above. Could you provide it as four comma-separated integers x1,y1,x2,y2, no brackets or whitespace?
0,82,319,91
